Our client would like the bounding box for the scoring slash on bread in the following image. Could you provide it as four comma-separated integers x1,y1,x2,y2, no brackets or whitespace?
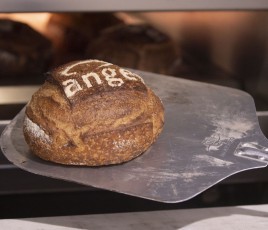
23,60,164,166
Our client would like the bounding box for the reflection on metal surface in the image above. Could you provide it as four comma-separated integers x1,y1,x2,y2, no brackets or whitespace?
235,142,268,163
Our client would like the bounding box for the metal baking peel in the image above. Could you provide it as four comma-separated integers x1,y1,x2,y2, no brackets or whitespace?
1,70,268,203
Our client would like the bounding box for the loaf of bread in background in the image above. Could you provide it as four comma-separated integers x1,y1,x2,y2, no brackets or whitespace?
0,19,53,85
23,59,164,166
86,24,179,75
46,13,123,65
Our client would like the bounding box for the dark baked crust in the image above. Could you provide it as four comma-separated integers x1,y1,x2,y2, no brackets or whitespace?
23,60,164,166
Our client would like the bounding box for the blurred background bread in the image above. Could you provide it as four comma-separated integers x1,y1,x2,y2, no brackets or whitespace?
0,18,53,85
0,11,267,109
85,24,179,75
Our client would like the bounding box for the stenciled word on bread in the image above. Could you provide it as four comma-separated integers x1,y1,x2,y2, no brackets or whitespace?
60,60,145,99
23,59,164,166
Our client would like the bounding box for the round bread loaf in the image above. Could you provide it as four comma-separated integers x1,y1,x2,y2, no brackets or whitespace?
85,24,179,75
23,60,164,166
0,19,52,85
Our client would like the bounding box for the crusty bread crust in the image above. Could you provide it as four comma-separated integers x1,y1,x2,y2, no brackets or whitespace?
23,60,164,166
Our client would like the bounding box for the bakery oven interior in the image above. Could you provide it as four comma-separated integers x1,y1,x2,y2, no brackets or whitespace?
1,6,268,218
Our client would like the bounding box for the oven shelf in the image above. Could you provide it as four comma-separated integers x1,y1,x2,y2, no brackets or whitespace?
0,0,268,13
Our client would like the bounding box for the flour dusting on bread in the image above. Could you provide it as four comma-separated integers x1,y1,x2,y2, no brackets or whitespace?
24,116,51,143
56,60,145,100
